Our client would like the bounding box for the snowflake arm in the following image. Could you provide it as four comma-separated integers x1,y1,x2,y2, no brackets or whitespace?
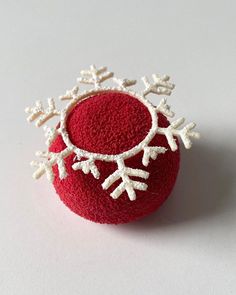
78,65,114,88
72,158,100,179
102,159,149,201
156,98,175,118
59,86,79,101
113,77,137,90
142,74,175,97
30,148,72,182
43,126,59,146
110,180,147,201
25,98,60,127
142,146,167,166
158,117,200,151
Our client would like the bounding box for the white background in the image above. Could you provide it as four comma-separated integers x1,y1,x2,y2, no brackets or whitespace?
0,1,236,294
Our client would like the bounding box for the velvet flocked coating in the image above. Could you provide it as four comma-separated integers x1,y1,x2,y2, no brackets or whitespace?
50,92,180,224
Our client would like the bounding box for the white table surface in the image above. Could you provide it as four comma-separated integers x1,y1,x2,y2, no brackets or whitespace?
0,1,236,294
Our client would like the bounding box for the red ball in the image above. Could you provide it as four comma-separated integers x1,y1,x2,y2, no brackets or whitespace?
50,92,180,224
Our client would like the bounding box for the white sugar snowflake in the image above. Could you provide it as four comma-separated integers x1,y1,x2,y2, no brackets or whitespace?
25,64,200,201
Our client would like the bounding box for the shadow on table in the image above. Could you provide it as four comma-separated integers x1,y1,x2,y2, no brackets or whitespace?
118,142,236,231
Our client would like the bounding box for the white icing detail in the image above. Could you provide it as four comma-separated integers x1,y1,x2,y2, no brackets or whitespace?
25,64,199,200
25,98,60,127
113,77,136,89
158,118,200,151
72,158,100,179
142,146,167,167
59,86,79,101
156,98,175,118
31,148,72,181
102,158,149,201
142,74,175,96
43,126,59,146
77,65,113,88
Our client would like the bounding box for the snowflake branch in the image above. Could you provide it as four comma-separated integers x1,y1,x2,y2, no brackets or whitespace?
142,74,175,96
43,125,59,146
156,98,175,117
102,159,149,201
77,65,113,88
113,77,136,89
142,146,167,166
31,148,72,182
59,86,79,101
25,98,60,127
158,118,200,151
72,158,100,179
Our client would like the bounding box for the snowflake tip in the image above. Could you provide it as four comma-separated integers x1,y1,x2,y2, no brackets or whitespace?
25,107,30,113
192,131,200,139
30,160,37,167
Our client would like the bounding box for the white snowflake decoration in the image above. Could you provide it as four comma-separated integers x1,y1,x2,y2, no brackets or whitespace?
25,64,200,201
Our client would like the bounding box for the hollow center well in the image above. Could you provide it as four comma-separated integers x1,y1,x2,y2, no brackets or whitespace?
66,91,152,155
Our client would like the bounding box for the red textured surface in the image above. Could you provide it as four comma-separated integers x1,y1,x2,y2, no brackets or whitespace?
50,92,180,224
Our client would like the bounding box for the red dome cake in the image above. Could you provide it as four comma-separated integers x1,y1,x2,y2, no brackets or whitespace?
25,65,199,224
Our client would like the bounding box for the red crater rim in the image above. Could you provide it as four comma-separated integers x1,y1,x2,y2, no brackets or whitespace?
66,91,152,155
